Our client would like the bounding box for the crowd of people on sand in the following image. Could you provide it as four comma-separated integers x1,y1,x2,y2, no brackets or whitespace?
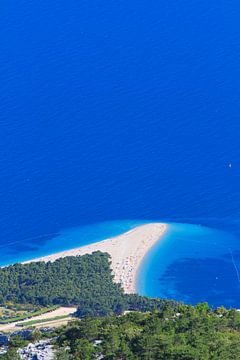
111,228,166,293
25,224,167,295
114,256,136,293
113,244,150,294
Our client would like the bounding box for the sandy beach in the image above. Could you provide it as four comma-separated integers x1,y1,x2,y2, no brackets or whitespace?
24,223,167,294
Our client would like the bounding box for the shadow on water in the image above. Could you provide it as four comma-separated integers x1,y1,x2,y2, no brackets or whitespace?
137,222,240,308
159,251,240,308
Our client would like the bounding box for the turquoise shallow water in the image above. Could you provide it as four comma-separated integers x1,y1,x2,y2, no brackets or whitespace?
0,220,147,266
137,223,240,308
2,219,240,308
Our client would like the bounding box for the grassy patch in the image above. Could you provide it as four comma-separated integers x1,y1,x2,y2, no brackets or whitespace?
17,314,70,327
0,305,59,324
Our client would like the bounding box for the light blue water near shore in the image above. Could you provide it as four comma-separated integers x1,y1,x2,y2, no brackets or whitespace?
0,220,147,266
137,223,240,308
2,217,240,308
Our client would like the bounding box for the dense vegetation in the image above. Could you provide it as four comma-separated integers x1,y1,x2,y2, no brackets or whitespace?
54,303,240,359
3,304,239,359
2,304,240,359
1,253,240,358
0,252,174,316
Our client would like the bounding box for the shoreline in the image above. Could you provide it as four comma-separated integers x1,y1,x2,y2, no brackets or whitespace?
24,223,168,294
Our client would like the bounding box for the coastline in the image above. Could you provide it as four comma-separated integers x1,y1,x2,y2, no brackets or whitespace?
24,223,168,294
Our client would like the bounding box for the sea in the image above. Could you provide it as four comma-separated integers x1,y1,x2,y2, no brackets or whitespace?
0,0,240,308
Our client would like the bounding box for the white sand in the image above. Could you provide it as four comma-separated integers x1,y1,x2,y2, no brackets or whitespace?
24,223,167,294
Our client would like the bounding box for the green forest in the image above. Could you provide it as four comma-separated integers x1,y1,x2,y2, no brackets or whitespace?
0,252,174,316
1,252,240,359
55,304,240,359
2,304,240,359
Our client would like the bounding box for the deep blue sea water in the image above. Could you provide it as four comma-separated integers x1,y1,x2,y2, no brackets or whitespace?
0,0,240,307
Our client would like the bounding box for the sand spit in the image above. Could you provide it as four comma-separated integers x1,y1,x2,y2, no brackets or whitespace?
24,223,168,294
